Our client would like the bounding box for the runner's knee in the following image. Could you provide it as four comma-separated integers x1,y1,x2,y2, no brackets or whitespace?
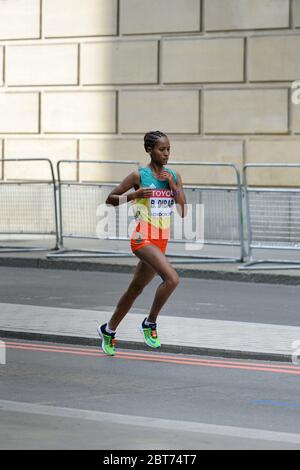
165,272,179,290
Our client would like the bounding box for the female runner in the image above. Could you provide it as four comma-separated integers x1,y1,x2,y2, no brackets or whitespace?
98,131,187,355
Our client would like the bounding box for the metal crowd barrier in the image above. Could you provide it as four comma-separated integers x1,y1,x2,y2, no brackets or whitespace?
165,162,245,264
47,160,140,259
240,164,300,270
0,158,59,252
47,160,245,263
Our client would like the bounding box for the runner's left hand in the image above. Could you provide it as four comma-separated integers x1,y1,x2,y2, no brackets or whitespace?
157,170,174,185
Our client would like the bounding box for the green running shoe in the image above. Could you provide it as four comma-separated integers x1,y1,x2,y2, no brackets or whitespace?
139,318,161,349
98,323,116,356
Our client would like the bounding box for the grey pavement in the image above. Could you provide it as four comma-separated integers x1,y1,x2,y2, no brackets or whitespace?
1,301,300,362
0,240,300,361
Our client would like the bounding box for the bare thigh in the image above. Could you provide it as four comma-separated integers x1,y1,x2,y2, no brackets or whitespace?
129,259,156,290
134,245,178,282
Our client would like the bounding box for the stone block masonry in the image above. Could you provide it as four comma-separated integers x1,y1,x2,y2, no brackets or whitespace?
81,40,158,85
0,93,39,133
42,92,116,134
43,0,118,38
0,47,3,86
120,0,201,35
248,36,300,82
119,90,200,134
6,44,78,86
0,0,299,187
203,89,288,135
295,0,300,27
0,0,40,40
162,38,244,84
205,0,289,31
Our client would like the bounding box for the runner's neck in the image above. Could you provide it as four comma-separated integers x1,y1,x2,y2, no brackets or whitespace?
148,164,164,180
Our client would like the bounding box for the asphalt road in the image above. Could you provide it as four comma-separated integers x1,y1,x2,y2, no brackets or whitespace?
0,266,298,326
1,339,300,450
1,266,300,449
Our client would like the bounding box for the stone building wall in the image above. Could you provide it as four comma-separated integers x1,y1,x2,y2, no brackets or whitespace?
0,0,300,186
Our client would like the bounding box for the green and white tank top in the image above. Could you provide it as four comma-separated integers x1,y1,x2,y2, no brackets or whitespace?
133,166,177,230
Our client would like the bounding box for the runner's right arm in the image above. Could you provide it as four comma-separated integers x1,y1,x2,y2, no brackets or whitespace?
105,171,153,206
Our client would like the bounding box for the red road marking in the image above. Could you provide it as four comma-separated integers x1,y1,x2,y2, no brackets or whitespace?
4,340,299,370
4,340,300,376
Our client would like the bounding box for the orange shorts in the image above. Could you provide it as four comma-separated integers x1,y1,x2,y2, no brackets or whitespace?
130,222,170,254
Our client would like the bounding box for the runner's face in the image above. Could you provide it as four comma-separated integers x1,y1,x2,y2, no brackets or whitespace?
149,137,170,165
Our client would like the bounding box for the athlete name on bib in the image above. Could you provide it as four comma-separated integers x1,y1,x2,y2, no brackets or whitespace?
150,189,174,217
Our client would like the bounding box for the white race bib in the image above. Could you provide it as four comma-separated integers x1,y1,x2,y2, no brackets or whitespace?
150,189,174,217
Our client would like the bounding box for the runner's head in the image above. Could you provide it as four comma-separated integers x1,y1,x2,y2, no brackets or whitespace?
144,131,170,166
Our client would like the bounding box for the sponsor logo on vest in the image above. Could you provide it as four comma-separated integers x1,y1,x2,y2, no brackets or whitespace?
151,189,172,198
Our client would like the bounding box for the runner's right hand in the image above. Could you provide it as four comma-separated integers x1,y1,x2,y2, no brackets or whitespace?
134,188,153,198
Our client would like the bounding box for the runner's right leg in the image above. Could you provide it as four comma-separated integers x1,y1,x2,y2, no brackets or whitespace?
107,260,156,331
99,260,156,355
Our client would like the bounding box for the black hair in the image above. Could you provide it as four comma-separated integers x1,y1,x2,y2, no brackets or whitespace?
144,131,168,152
